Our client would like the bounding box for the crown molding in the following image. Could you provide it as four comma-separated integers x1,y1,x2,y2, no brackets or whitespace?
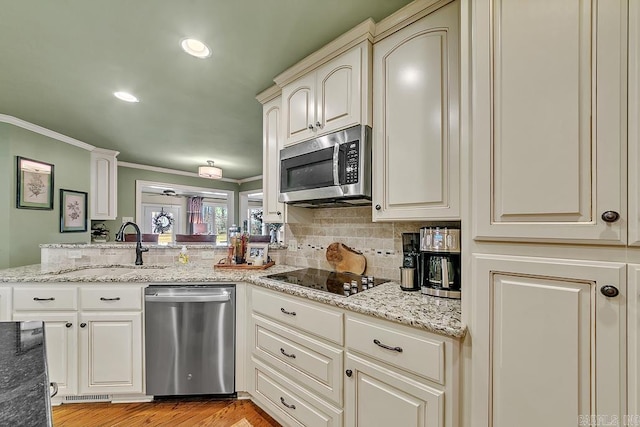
237,175,262,184
255,85,281,104
0,114,95,151
273,18,375,87
373,0,453,42
118,161,258,184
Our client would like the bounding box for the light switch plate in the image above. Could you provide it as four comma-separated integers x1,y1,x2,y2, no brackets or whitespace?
122,216,134,223
288,239,297,251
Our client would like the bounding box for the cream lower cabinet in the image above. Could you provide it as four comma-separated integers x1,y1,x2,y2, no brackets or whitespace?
629,264,640,417
344,313,458,427
471,254,626,427
372,1,460,221
11,284,144,400
0,286,11,320
248,287,344,427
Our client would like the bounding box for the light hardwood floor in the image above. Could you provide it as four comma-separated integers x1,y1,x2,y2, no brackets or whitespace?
52,398,282,427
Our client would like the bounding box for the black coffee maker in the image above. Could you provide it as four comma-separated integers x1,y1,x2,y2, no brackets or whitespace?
400,233,420,291
418,227,461,299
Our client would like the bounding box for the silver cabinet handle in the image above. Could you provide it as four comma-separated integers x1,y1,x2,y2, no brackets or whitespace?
33,297,55,301
373,339,403,353
308,124,315,131
315,121,323,129
280,348,296,359
280,397,296,410
100,297,121,301
280,307,296,316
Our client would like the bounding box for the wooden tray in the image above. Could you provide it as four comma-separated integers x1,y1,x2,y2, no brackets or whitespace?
214,261,275,270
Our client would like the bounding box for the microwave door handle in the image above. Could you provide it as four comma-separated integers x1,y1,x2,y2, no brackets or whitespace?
332,143,340,185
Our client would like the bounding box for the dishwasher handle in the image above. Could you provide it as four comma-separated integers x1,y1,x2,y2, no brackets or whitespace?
145,292,230,303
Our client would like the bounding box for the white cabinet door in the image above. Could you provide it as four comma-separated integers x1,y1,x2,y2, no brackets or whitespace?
472,0,626,244
90,148,118,220
629,264,640,418
78,312,143,394
630,1,640,246
262,96,285,223
0,287,11,320
283,73,316,146
345,352,444,427
471,254,626,427
316,46,362,135
372,1,460,221
13,311,78,396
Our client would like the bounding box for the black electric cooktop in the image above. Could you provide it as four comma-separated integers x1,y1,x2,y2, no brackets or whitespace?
265,268,387,297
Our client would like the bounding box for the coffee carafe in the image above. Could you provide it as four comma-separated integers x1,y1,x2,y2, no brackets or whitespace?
399,232,420,291
418,227,461,299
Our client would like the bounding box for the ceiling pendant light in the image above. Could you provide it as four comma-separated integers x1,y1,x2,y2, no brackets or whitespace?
198,160,222,179
113,91,139,103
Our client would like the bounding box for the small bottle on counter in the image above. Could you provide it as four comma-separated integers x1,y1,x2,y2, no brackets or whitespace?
178,245,189,264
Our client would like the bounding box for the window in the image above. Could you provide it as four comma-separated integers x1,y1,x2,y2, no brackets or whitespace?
248,207,263,235
202,202,228,245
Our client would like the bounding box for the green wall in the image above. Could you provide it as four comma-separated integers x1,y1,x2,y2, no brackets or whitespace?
100,166,256,240
239,179,263,192
1,123,91,268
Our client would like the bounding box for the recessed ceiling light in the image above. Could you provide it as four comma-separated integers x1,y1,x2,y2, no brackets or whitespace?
181,38,211,58
114,91,139,103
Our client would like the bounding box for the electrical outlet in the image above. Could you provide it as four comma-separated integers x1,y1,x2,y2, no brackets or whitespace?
288,239,297,251
122,216,133,223
68,250,82,259
201,251,216,260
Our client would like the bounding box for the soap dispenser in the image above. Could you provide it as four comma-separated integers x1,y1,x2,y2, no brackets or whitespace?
178,245,189,264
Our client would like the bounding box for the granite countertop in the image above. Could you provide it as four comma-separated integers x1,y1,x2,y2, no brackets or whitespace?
0,321,52,427
0,264,465,339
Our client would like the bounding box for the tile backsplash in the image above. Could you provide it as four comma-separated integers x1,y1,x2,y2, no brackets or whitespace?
284,207,430,281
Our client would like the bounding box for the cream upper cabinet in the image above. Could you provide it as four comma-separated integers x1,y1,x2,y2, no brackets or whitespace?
630,1,640,246
261,95,285,223
472,0,627,244
90,148,118,220
372,1,460,221
282,42,370,146
471,254,626,427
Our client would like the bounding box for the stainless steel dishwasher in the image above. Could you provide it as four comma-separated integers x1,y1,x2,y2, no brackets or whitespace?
144,284,235,396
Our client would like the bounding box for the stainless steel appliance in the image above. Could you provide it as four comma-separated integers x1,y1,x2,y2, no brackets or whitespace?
418,227,461,299
266,268,385,296
279,125,372,207
144,284,236,396
400,232,420,291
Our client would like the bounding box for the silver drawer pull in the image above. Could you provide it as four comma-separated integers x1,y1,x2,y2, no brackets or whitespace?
373,339,403,353
33,297,55,301
280,348,296,359
280,307,296,316
280,396,296,410
100,297,121,301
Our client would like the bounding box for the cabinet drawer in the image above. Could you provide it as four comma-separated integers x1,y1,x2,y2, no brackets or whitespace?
252,288,343,345
253,314,343,405
13,287,77,311
252,358,343,427
80,287,142,311
346,315,445,384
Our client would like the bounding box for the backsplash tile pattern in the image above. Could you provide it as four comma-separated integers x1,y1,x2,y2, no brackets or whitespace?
284,207,428,281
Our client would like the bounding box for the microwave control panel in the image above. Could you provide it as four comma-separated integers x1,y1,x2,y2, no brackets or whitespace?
343,142,359,184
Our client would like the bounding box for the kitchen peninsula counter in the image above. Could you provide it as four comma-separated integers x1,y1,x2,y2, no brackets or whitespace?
0,264,465,339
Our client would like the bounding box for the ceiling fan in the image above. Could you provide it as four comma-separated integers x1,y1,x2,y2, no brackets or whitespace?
146,188,183,198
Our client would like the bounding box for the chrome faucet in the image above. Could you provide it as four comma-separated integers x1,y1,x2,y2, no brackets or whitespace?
115,222,149,265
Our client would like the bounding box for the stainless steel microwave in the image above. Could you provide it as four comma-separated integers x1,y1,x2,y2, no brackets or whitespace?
279,125,372,208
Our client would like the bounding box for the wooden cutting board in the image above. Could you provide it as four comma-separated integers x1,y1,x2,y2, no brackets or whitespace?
326,242,366,275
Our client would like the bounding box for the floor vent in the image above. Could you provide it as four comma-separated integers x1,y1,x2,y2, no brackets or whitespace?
64,394,111,403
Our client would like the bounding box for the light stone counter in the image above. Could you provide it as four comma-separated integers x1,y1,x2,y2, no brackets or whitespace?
0,263,465,338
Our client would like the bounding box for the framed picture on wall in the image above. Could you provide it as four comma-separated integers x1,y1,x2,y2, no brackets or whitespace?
16,156,54,210
60,189,87,232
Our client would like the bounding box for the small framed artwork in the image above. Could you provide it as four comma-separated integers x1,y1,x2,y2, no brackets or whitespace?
16,156,54,210
246,242,269,263
60,189,88,233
